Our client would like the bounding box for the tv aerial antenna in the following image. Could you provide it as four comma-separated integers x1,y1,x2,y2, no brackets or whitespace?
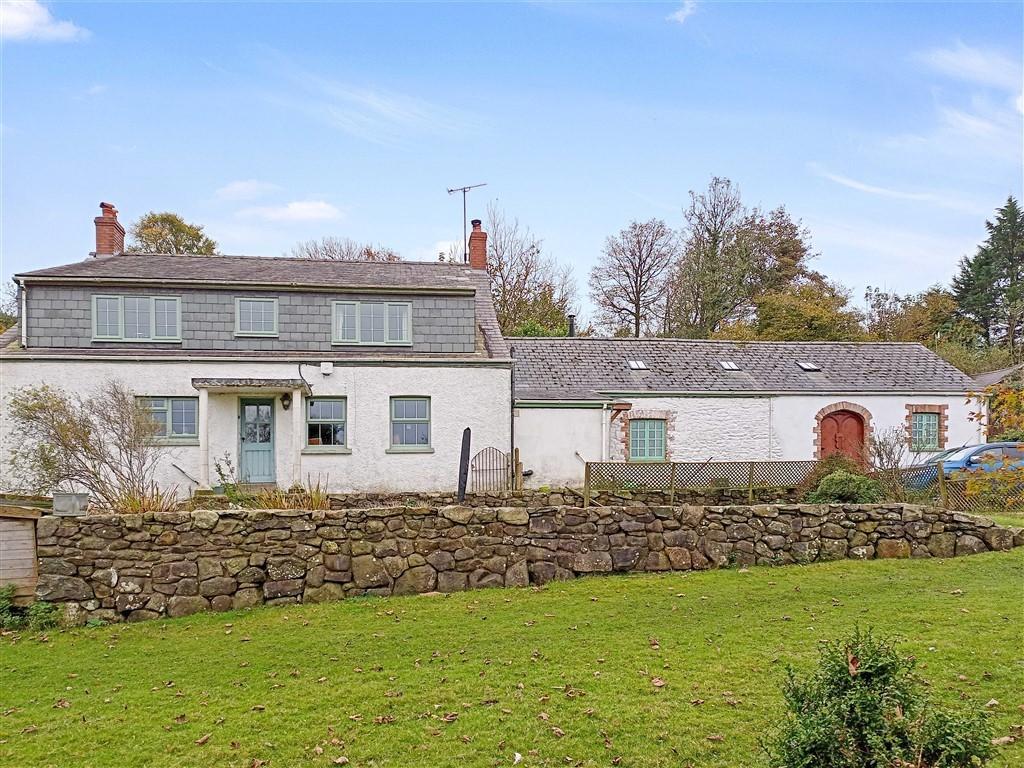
447,182,487,262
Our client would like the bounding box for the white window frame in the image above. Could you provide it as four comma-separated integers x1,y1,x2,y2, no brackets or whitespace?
332,301,412,346
92,295,182,342
234,297,279,337
137,396,199,442
388,396,431,452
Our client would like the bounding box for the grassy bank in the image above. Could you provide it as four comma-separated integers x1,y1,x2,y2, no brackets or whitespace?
2,550,1022,768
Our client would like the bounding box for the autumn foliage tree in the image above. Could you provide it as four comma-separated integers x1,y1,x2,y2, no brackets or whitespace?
128,212,218,255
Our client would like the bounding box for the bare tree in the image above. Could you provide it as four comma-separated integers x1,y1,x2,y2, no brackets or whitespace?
589,218,677,337
485,203,578,335
664,178,816,337
289,237,402,262
0,281,18,331
6,380,177,512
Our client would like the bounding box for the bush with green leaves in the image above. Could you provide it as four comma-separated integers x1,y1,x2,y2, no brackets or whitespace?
806,470,885,504
764,628,994,768
0,585,59,631
797,453,865,498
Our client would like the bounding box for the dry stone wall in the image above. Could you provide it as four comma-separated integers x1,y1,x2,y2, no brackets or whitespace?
33,503,1022,624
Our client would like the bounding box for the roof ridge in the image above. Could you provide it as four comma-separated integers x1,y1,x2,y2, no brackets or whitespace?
506,336,928,347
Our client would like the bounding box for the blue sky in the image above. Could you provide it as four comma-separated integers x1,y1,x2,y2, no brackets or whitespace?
2,1,1022,319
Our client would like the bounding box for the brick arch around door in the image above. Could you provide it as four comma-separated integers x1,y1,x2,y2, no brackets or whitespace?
813,401,873,460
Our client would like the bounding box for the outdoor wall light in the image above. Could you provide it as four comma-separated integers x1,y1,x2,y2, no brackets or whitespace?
281,392,292,411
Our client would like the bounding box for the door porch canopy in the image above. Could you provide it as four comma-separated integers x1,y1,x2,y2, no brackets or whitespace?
190,378,311,488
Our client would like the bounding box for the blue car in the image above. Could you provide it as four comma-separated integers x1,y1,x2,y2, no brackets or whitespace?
904,442,1024,488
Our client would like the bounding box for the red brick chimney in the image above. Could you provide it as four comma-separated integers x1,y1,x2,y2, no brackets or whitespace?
94,202,125,257
468,218,487,270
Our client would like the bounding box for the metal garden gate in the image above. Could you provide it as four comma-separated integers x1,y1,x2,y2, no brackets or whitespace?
470,447,512,492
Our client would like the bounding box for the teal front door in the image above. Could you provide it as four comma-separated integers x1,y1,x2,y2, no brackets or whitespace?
239,399,275,483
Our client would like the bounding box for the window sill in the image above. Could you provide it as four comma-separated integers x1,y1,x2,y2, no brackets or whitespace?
385,446,434,455
151,439,200,447
233,332,279,338
91,338,183,344
302,446,352,455
331,341,414,347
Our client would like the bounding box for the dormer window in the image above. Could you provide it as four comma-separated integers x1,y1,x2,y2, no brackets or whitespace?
719,361,741,371
333,301,411,345
92,295,181,342
626,360,648,371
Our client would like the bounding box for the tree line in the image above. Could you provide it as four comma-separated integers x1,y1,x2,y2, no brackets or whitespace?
2,187,1018,375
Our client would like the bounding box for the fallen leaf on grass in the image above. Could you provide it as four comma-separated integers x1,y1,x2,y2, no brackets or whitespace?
706,734,724,742
21,725,38,735
52,699,70,709
333,758,349,765
551,726,565,738
251,705,266,712
195,733,212,745
440,712,459,723
373,715,395,724
651,678,666,688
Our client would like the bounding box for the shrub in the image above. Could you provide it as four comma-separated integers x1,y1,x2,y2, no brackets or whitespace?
6,381,178,512
764,628,995,768
806,470,884,504
797,453,865,498
0,586,59,631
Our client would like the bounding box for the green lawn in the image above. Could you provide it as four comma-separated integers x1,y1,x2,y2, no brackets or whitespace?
2,551,1022,768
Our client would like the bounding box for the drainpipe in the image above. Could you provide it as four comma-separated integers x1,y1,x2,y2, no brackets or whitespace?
18,280,27,347
509,347,516,458
768,396,774,459
601,402,609,461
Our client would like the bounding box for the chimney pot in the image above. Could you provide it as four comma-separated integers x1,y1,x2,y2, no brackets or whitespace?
94,201,125,257
468,218,487,270
568,314,576,337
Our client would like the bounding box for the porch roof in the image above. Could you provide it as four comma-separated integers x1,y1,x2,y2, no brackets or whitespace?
191,377,311,394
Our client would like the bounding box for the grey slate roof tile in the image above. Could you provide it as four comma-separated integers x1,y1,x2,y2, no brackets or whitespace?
12,254,508,360
507,337,974,399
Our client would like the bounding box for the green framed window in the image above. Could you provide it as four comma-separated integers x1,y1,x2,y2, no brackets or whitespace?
333,301,411,345
138,397,198,439
307,398,347,447
390,397,430,447
629,419,666,461
235,297,278,336
92,295,181,341
910,412,940,451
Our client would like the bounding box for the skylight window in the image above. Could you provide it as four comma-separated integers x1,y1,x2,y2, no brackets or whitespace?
719,361,741,371
626,360,649,371
797,361,821,372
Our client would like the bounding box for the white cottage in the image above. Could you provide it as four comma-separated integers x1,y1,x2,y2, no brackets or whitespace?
509,337,982,488
1,204,511,495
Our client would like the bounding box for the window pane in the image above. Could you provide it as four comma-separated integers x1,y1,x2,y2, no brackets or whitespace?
95,297,120,337
141,398,168,436
239,299,275,333
335,304,357,342
911,413,939,450
630,419,665,460
170,399,197,436
387,304,409,342
306,399,346,446
123,297,151,339
360,303,386,343
154,298,178,338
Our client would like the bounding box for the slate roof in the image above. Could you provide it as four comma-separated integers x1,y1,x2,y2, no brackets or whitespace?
11,254,508,360
508,337,975,400
972,363,1024,389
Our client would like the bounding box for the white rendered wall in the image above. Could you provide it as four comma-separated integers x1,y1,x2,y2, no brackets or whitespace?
0,359,511,496
515,407,604,488
516,393,982,487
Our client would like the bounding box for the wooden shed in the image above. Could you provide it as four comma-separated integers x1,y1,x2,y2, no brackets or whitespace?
0,506,41,605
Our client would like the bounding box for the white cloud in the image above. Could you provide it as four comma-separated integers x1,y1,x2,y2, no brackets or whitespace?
215,179,280,202
74,83,107,101
808,163,986,216
916,41,1022,92
0,1,89,42
239,200,343,223
667,1,698,25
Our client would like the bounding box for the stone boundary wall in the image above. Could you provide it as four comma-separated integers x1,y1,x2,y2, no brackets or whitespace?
33,504,1022,625
191,487,803,511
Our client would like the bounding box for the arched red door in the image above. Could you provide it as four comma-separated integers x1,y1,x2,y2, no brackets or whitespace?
820,410,865,461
